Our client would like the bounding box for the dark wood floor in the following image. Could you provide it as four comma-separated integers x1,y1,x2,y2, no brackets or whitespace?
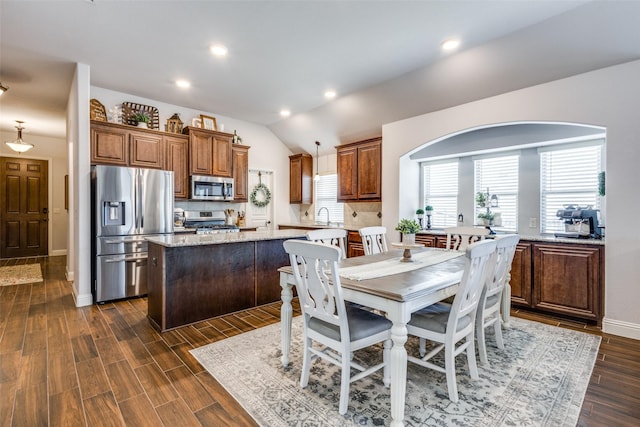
1,256,639,426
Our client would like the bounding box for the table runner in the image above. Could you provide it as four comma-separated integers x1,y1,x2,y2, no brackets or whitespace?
339,249,463,281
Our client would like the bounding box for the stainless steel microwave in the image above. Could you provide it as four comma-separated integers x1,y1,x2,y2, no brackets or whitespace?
190,175,234,201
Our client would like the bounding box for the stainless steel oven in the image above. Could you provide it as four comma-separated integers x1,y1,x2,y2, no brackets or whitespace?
190,175,234,201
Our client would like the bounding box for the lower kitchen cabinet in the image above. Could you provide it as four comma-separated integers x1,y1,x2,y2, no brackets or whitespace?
347,231,365,258
508,243,533,306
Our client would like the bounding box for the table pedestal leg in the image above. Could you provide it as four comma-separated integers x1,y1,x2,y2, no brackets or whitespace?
280,272,293,367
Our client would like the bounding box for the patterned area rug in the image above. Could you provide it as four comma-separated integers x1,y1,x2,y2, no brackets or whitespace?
0,264,43,286
191,316,600,427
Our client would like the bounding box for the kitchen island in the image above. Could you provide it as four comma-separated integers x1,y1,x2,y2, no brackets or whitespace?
146,229,306,331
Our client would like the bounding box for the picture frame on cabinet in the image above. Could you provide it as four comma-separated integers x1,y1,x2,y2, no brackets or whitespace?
191,118,201,128
200,114,217,131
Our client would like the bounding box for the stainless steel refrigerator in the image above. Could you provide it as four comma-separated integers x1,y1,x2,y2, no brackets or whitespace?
91,165,173,303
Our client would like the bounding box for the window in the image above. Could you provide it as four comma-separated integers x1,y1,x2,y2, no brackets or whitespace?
315,174,344,223
540,142,602,234
474,154,519,231
422,160,459,228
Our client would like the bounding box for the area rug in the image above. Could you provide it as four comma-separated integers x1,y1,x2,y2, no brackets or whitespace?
0,264,43,286
191,316,600,427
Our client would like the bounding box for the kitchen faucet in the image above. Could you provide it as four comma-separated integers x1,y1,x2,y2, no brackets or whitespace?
317,207,330,225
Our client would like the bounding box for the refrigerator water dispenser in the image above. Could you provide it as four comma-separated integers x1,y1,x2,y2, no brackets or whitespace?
103,201,125,226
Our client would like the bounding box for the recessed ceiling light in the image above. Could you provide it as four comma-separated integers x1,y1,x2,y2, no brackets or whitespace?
176,80,191,89
210,44,228,57
324,90,337,99
441,39,460,51
280,109,291,117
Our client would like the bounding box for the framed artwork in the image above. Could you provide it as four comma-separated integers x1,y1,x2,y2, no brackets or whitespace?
200,114,217,131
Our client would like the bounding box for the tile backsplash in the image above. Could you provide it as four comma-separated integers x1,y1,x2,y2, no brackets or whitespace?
299,202,382,229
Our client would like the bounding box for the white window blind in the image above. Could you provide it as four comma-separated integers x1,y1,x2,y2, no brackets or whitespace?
315,174,344,223
474,155,519,231
422,160,458,228
540,143,602,234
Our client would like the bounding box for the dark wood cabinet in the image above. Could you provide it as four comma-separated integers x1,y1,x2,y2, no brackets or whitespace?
91,121,129,166
508,242,533,306
531,243,603,322
415,234,438,247
187,127,233,177
164,135,189,199
232,144,250,202
337,137,381,202
289,153,313,204
129,129,164,169
347,231,365,258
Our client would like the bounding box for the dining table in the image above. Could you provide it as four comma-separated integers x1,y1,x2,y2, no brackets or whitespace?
278,247,467,427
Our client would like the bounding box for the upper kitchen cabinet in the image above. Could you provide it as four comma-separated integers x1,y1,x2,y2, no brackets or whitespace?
91,121,164,169
289,153,313,204
164,135,189,199
337,137,381,202
186,127,233,177
232,144,250,202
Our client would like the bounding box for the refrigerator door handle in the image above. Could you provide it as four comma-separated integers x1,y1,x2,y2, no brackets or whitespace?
138,169,144,230
104,254,147,263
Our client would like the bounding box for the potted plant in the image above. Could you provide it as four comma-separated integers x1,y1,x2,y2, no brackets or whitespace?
477,211,495,226
132,111,151,128
396,218,421,244
424,205,434,229
475,192,487,208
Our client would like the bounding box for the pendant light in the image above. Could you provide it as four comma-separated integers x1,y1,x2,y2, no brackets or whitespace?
0,81,8,95
314,141,321,181
5,121,34,153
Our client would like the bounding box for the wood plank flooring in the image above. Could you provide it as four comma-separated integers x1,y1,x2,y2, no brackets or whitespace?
1,256,639,426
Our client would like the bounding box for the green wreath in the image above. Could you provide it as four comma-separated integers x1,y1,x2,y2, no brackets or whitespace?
250,183,271,207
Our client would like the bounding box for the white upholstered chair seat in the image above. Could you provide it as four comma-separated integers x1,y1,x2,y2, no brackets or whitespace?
409,303,472,334
309,306,392,341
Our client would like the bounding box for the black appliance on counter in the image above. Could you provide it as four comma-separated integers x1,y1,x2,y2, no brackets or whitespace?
555,205,602,239
183,210,240,234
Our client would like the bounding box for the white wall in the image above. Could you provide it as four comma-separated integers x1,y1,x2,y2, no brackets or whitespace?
0,132,68,256
383,60,640,339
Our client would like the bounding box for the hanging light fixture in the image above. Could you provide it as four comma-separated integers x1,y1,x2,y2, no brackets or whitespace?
314,141,321,181
5,120,34,153
0,81,8,95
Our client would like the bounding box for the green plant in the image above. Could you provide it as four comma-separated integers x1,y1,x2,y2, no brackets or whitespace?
475,192,487,207
395,218,421,234
415,208,424,215
132,111,150,123
425,205,434,212
477,211,494,220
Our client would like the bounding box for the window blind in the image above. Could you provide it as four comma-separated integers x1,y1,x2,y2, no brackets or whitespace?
422,160,458,228
540,144,602,234
474,155,519,231
315,174,344,223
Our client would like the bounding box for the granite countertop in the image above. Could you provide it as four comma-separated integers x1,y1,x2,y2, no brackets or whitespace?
279,223,366,232
147,228,307,248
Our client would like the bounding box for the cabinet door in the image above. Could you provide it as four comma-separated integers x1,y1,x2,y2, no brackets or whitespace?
532,243,601,321
357,140,381,200
129,130,164,169
189,130,213,175
289,154,313,204
509,242,532,307
91,124,128,166
347,231,365,258
415,234,437,247
212,135,232,177
337,147,358,201
165,135,188,199
232,145,249,202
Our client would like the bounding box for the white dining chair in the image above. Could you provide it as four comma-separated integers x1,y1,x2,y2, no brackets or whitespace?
406,238,497,403
359,226,388,255
443,226,490,251
475,234,520,365
283,239,392,415
305,228,347,259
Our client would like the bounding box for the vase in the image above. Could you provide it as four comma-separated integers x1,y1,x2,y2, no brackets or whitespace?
137,122,148,128
403,233,416,244
426,214,432,230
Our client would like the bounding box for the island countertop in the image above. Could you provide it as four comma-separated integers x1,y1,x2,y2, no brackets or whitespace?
147,228,307,248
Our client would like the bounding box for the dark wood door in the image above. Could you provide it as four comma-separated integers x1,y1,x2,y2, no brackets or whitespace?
232,145,250,202
1,157,48,258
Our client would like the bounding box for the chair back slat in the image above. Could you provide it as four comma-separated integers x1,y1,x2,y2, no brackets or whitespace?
359,226,388,255
485,234,520,299
444,226,490,251
306,228,347,259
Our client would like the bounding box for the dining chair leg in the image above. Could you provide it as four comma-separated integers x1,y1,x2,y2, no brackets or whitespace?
301,337,312,387
476,315,489,365
467,333,479,381
339,351,351,415
383,339,391,387
444,342,459,402
494,315,504,350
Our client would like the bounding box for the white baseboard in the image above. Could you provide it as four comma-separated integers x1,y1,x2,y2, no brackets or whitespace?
72,288,93,307
50,249,67,256
65,267,74,282
602,317,640,340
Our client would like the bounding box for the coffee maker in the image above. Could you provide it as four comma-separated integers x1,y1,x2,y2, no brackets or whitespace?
555,205,602,239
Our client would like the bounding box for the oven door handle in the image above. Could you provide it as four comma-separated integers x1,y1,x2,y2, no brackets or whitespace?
103,254,147,263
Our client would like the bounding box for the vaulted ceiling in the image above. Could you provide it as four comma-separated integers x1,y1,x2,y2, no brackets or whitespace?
2,1,640,156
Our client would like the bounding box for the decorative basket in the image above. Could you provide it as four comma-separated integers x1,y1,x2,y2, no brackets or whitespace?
122,101,160,130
